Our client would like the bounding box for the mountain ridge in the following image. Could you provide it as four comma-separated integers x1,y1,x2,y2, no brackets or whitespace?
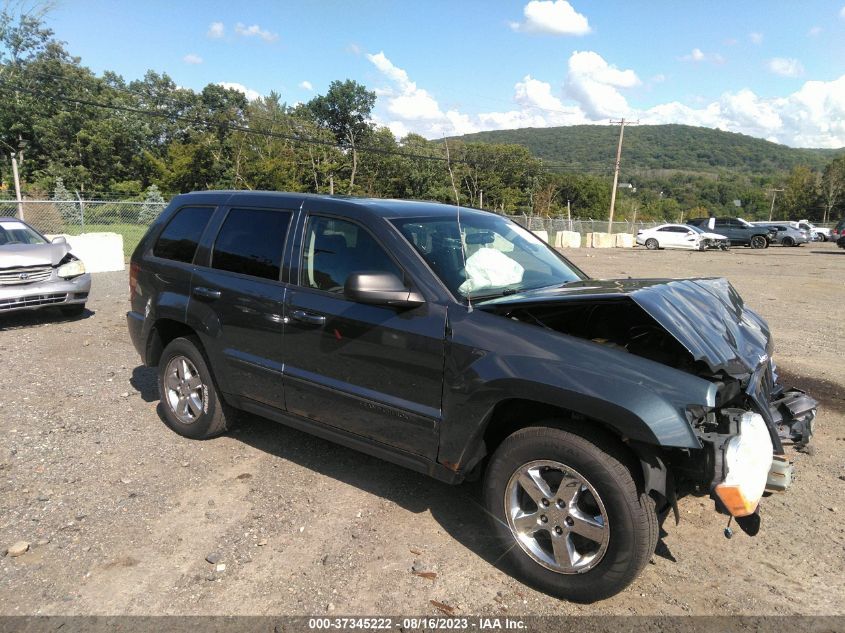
447,124,844,175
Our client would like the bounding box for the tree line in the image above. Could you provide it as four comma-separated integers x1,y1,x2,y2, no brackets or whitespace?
1,7,843,226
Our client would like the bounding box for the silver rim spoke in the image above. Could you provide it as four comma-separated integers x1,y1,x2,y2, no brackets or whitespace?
551,534,578,571
569,507,606,543
518,468,553,504
164,355,206,425
505,460,610,575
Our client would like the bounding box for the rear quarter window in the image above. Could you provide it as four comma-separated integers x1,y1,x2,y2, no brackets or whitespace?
153,206,214,263
211,208,292,280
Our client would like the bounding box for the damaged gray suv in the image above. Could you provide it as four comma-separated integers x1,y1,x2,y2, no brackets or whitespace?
0,217,90,316
127,192,818,602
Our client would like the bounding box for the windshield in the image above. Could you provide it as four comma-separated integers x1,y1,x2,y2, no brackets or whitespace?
0,220,47,246
687,225,706,234
392,213,585,301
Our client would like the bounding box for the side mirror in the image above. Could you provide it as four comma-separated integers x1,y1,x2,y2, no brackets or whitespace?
51,236,67,245
344,272,425,308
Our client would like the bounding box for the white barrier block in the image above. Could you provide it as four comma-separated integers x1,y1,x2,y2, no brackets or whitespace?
46,232,125,272
614,233,635,248
559,231,581,248
532,230,549,243
590,232,614,248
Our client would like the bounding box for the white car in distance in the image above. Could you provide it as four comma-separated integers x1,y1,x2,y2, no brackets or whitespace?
636,224,729,251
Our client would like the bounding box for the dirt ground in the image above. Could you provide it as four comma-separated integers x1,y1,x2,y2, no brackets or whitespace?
1,241,843,617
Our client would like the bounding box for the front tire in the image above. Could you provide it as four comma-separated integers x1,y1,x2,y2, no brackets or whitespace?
750,235,767,249
157,336,233,439
645,238,659,250
483,426,658,602
782,236,795,247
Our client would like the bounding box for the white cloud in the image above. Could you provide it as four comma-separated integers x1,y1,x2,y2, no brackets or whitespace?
216,82,261,101
234,23,278,42
768,57,804,77
510,0,591,35
680,48,725,64
749,32,763,44
366,48,845,149
564,51,639,119
808,26,822,36
207,22,224,38
182,53,203,65
299,80,313,91
840,5,845,18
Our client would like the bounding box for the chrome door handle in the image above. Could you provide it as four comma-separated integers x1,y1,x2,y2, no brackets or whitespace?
193,286,221,300
290,309,326,326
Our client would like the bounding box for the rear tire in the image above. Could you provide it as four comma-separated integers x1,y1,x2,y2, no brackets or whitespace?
782,237,795,247
750,235,767,249
483,425,658,603
157,336,233,439
645,238,659,250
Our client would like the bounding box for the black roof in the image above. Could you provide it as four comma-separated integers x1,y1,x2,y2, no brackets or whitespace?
173,190,491,220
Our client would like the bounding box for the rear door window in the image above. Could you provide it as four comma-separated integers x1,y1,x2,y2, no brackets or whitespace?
153,206,214,263
211,208,292,281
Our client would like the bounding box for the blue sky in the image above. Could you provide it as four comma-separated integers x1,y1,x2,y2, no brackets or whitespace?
48,1,845,147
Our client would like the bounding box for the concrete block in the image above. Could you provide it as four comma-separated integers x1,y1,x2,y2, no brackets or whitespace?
614,233,635,248
532,229,549,243
590,232,614,248
557,231,581,248
46,232,125,272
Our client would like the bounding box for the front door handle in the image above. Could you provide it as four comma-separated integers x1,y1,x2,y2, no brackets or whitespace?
193,286,221,300
290,309,326,326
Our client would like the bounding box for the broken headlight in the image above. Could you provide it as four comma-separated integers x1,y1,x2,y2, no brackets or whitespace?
714,412,773,516
57,258,85,279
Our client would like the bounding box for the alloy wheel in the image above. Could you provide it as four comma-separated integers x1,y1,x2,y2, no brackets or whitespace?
163,355,206,424
505,460,610,574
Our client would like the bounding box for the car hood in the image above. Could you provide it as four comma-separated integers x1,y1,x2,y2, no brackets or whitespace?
478,277,771,379
0,242,70,267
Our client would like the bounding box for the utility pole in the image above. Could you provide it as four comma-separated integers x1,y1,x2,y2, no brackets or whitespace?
767,188,784,221
607,118,638,234
10,152,24,221
479,189,483,209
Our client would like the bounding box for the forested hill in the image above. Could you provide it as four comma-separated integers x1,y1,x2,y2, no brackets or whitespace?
449,124,843,175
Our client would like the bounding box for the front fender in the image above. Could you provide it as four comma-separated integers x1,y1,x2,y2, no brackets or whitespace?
439,308,716,470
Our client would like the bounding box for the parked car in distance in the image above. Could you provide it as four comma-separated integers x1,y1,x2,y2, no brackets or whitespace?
750,222,809,247
687,217,776,248
796,220,830,242
127,192,817,602
832,218,845,242
636,223,728,251
0,217,90,316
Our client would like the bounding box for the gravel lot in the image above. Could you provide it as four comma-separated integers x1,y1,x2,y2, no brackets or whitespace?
1,241,843,616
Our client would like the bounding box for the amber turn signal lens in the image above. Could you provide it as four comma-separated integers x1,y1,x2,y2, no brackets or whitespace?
715,483,759,517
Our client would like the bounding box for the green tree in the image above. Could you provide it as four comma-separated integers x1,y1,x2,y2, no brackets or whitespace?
307,80,376,193
51,177,79,225
138,184,165,224
820,157,845,224
780,165,819,220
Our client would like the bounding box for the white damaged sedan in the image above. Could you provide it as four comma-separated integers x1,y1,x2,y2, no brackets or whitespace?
0,217,91,316
636,223,730,251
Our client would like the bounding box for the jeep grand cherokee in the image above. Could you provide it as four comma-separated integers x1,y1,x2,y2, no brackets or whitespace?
127,192,817,602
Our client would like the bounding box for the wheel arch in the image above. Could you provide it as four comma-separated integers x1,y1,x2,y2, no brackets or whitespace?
145,318,200,366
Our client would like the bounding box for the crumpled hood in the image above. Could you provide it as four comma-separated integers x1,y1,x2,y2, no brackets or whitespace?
0,242,71,267
479,277,771,379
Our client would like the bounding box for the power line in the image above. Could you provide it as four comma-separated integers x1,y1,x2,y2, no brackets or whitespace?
0,76,473,167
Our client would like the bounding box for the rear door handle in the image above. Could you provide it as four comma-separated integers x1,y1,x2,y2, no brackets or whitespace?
193,286,221,300
290,309,326,326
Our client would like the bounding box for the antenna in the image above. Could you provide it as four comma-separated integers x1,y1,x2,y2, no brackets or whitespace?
443,138,471,313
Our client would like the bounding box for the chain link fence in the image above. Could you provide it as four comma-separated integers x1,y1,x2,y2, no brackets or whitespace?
1,199,838,259
0,199,167,257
